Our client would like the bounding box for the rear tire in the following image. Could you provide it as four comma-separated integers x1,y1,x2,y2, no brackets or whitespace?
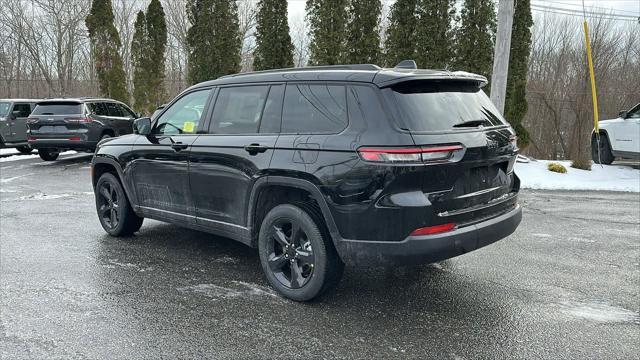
95,172,143,236
38,149,59,161
16,145,32,154
258,203,344,301
592,134,614,165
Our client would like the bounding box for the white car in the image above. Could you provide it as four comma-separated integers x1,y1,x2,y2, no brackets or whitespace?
592,103,640,164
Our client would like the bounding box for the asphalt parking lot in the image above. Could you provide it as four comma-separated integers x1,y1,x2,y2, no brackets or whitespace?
1,152,639,359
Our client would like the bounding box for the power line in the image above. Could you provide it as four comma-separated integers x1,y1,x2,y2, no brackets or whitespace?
532,0,640,16
531,4,639,22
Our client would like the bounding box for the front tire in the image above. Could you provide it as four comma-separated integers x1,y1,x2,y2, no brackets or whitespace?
258,203,344,301
592,134,614,165
95,172,143,236
38,149,59,161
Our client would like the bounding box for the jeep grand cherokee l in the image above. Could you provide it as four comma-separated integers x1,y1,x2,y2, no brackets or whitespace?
91,63,522,301
27,98,138,161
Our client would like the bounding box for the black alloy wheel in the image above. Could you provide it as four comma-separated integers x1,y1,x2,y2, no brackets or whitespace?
266,218,316,289
258,204,344,301
97,180,120,230
95,172,143,236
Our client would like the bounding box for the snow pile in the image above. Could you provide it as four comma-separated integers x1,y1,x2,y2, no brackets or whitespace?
515,159,640,192
0,149,77,162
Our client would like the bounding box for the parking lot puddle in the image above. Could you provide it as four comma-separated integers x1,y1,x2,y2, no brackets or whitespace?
559,301,639,324
177,281,281,301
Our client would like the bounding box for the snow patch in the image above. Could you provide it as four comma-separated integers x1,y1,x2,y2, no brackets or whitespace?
559,301,639,323
0,173,33,183
178,281,280,301
515,160,640,192
532,233,553,238
17,191,93,200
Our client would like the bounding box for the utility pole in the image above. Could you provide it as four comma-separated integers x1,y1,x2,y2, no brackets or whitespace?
490,0,515,115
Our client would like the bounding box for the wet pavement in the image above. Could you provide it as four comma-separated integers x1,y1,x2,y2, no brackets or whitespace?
1,152,639,359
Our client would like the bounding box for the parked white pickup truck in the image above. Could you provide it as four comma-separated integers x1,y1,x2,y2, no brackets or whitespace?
592,103,640,164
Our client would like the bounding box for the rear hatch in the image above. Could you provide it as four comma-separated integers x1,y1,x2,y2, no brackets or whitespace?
383,79,519,226
28,101,87,135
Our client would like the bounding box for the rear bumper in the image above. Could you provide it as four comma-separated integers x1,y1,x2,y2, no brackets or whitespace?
334,204,522,266
28,138,97,151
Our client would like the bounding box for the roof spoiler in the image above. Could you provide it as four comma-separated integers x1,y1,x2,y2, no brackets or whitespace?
394,60,417,70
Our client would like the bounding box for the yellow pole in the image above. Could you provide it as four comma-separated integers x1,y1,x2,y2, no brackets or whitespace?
583,21,599,133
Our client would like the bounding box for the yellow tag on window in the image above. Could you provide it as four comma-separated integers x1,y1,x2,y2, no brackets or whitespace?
182,121,195,133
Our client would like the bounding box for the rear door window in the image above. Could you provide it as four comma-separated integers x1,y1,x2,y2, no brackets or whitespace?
385,81,507,132
281,84,347,134
210,86,270,134
32,102,83,115
89,103,108,116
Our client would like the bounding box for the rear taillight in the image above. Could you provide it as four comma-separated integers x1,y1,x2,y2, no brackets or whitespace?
64,117,92,123
27,118,39,124
358,145,463,163
68,137,81,141
410,223,456,236
28,136,37,141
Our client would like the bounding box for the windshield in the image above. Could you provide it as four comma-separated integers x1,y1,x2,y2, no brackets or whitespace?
0,102,10,117
32,102,83,115
386,81,507,132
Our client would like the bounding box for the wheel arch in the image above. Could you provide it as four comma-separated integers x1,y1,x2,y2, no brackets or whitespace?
92,156,138,208
247,176,340,248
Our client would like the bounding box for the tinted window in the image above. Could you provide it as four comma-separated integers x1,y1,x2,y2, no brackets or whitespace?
105,102,125,117
387,81,507,132
88,103,108,116
210,86,269,134
32,102,82,115
117,104,135,118
628,104,640,119
282,84,347,134
260,85,284,133
155,89,211,135
12,103,32,117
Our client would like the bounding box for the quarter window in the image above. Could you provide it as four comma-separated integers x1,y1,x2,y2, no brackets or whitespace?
154,89,211,135
210,86,269,134
281,84,347,134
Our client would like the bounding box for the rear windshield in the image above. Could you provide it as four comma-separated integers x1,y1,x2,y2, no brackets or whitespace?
0,102,10,116
32,102,83,115
386,81,507,132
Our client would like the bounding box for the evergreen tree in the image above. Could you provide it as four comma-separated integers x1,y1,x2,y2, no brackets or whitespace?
344,0,382,64
86,0,129,102
254,0,294,70
131,11,148,112
186,0,241,84
454,0,496,80
385,0,419,67
145,0,167,112
306,0,348,65
415,0,455,69
504,0,533,148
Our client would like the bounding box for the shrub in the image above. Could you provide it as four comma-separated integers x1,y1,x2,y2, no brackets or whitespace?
548,162,567,173
571,158,592,170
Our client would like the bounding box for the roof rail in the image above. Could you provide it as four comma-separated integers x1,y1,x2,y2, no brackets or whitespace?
218,64,382,79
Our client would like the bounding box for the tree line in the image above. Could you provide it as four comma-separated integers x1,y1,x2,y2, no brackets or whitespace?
1,0,638,163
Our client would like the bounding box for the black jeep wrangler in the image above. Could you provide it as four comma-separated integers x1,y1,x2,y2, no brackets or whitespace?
91,62,522,301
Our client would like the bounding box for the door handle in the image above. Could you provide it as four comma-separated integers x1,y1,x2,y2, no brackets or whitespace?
244,143,268,155
171,142,189,151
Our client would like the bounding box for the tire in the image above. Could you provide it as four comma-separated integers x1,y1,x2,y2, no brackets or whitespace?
258,203,344,301
100,133,112,141
592,134,614,165
16,145,32,154
38,149,59,161
95,172,143,236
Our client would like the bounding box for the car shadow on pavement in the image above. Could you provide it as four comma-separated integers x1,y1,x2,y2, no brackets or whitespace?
93,220,506,322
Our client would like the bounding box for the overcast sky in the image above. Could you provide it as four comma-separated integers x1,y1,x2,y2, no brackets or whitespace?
286,0,640,21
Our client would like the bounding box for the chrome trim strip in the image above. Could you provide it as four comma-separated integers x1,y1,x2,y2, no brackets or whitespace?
139,206,248,230
454,186,503,199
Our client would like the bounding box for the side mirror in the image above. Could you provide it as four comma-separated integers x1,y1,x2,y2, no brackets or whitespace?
618,111,628,119
133,117,152,136
135,112,142,119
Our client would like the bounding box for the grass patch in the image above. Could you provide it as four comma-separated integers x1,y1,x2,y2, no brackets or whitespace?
548,162,567,173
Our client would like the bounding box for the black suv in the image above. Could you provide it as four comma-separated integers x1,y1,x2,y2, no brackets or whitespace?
0,99,39,153
27,98,138,161
91,63,522,301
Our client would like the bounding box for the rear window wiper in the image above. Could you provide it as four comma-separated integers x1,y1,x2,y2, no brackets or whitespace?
452,119,486,128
